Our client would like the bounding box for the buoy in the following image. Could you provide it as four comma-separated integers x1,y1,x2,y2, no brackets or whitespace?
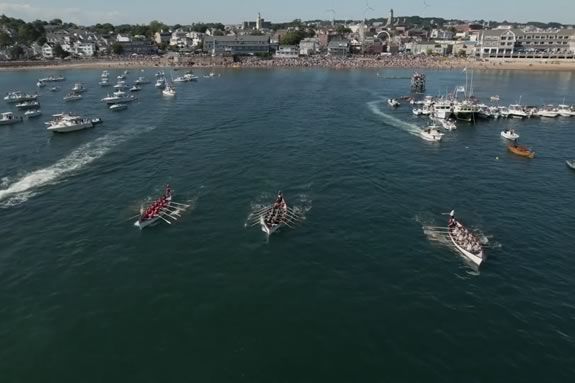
496,156,499,160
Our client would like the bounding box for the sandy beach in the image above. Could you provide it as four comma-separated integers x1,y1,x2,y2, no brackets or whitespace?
1,56,575,72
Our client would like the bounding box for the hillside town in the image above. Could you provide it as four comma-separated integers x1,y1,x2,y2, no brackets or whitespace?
1,10,575,67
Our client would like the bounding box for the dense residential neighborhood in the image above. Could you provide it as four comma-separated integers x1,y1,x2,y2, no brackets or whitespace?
1,11,575,62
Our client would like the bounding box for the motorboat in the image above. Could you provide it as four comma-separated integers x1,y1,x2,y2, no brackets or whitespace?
24,109,42,118
557,104,575,117
113,89,127,97
99,78,110,86
134,77,150,85
110,103,128,111
16,101,40,109
508,142,535,159
38,76,65,82
101,94,137,104
453,100,479,122
101,70,109,78
448,211,485,267
387,98,400,107
412,108,424,116
155,78,166,88
420,126,444,142
439,119,457,131
46,113,94,133
71,83,86,93
0,112,23,125
508,104,528,118
535,106,559,118
162,83,176,97
113,81,128,89
260,193,289,235
4,91,38,103
432,100,453,119
129,85,142,92
36,81,46,88
49,87,59,92
63,93,82,102
500,129,519,140
117,74,126,80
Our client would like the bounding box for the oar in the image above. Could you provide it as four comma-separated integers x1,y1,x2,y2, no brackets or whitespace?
170,201,190,207
251,206,272,216
157,215,172,224
162,207,182,216
160,211,179,220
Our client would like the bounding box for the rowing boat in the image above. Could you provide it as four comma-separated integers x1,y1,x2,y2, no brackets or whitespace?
508,143,535,159
448,211,484,267
135,188,174,229
260,194,288,235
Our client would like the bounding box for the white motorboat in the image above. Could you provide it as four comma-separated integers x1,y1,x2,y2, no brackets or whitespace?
101,70,109,78
440,119,457,131
16,101,40,109
508,104,528,118
134,77,150,85
155,78,166,88
448,211,484,267
535,106,559,118
260,193,289,235
24,109,42,118
63,93,82,102
71,83,86,93
113,90,127,97
420,126,444,142
0,112,23,126
117,74,126,80
432,100,453,119
113,82,128,89
38,76,65,82
36,81,46,88
412,108,424,116
46,113,94,133
49,87,59,92
134,187,176,229
99,79,110,86
129,85,142,92
500,129,519,140
388,98,400,107
162,84,176,97
557,104,575,117
4,91,38,103
101,94,136,105
110,103,128,111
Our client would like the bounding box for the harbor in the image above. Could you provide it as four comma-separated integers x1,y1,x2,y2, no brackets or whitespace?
1,68,574,381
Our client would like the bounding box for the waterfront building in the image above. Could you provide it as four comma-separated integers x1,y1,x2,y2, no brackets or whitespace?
204,35,271,56
41,43,55,59
275,45,299,59
154,30,172,45
299,38,320,55
478,28,575,58
327,39,350,56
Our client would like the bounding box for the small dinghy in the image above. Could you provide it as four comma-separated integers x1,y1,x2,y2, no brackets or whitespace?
508,142,535,159
420,126,444,142
388,98,400,107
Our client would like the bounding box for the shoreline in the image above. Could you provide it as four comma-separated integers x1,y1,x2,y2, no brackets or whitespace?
1,57,575,72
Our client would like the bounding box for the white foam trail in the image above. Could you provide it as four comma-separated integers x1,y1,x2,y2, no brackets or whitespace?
367,100,422,137
0,126,155,207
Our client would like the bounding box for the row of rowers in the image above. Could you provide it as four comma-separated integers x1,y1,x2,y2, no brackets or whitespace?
141,185,172,220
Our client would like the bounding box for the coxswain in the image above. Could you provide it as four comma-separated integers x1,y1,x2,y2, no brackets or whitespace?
165,184,172,197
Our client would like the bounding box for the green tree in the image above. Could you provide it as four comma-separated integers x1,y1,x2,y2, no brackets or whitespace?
280,30,307,45
0,31,12,47
9,45,24,59
336,25,352,34
149,20,168,34
111,42,124,55
212,30,225,36
49,18,62,25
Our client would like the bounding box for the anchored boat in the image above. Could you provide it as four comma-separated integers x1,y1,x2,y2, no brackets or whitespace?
501,129,519,140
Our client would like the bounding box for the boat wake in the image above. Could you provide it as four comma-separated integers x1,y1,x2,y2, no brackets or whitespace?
367,100,422,137
0,126,156,208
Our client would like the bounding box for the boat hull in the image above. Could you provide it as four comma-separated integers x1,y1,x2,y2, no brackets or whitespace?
508,145,535,159
47,122,93,133
448,229,484,267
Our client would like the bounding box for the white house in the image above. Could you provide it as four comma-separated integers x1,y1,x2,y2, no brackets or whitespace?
74,42,95,56
116,34,131,43
42,43,55,59
299,37,320,55
275,45,299,58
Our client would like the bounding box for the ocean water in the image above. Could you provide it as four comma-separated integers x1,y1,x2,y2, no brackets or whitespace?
0,68,574,382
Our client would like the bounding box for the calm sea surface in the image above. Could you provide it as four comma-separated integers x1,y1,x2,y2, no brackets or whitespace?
0,68,574,382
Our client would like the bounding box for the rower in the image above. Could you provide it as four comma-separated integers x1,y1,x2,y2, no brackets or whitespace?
165,184,172,197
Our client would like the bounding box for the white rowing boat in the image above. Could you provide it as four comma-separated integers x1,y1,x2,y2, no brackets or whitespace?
260,193,288,235
448,211,484,267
